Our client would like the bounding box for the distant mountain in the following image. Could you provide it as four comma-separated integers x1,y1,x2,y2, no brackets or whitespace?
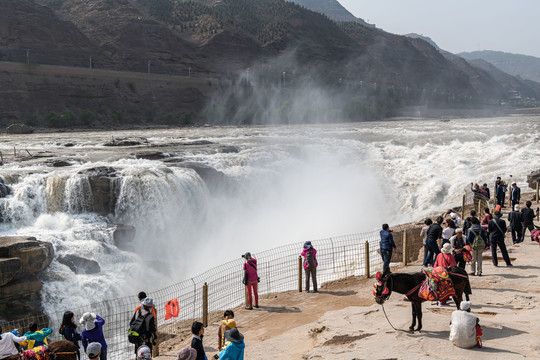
459,50,540,83
405,33,440,50
288,0,372,26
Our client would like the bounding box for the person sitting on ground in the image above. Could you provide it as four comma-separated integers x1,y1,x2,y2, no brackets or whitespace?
449,301,483,348
0,326,27,360
480,207,492,234
508,204,524,244
301,241,318,293
23,323,52,349
434,243,457,268
449,228,467,269
137,345,152,360
242,252,259,310
86,342,102,360
214,328,245,360
191,322,206,360
462,210,478,237
488,210,513,267
218,311,236,351
521,200,536,242
466,217,487,276
80,313,107,360
420,218,433,265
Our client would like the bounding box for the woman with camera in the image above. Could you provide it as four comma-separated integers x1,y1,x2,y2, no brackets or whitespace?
242,252,259,310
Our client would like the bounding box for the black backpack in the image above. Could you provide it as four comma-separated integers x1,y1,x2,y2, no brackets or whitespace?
128,309,150,344
305,251,317,268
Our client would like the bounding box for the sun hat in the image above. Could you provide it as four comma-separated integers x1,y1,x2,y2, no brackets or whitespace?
450,212,457,219
224,328,244,343
137,345,152,360
141,297,154,308
87,342,101,359
80,312,97,331
176,346,196,360
303,241,312,249
460,301,471,311
441,243,453,254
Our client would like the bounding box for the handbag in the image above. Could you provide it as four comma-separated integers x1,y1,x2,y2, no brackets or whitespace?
242,271,248,285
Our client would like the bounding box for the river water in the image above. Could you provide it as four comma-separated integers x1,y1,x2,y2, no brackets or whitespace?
0,116,538,314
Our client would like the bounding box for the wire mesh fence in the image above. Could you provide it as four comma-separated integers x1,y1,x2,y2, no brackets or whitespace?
1,229,424,360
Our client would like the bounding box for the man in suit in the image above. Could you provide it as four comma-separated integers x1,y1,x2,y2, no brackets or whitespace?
510,182,520,208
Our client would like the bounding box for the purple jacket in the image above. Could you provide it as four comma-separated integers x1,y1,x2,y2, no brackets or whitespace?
81,315,107,350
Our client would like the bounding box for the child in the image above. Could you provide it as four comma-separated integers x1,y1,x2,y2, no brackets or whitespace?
214,329,245,360
190,322,206,360
218,310,236,351
23,323,52,349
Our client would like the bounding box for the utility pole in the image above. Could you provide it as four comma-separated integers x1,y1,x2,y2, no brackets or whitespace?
147,60,152,74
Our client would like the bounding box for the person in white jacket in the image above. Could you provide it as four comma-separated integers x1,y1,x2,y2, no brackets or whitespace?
0,327,27,360
449,301,482,348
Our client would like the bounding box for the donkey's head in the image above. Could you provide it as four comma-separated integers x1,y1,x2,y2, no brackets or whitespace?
373,271,392,304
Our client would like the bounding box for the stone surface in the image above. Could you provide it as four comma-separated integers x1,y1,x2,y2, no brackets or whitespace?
104,137,146,146
47,159,72,167
58,254,101,274
178,162,234,194
0,258,22,286
0,279,42,298
0,177,10,198
0,236,54,273
134,151,168,160
78,166,119,215
113,224,137,250
6,123,34,134
527,170,540,190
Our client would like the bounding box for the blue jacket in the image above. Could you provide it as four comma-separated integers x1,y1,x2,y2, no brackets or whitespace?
466,224,487,245
81,315,107,350
218,341,245,360
379,230,396,251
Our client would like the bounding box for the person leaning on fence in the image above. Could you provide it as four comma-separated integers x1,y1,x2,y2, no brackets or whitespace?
214,328,245,360
130,298,157,355
22,323,52,350
80,312,107,360
301,241,318,293
488,210,513,267
242,252,259,310
190,321,206,360
379,224,396,276
466,217,487,276
59,310,81,359
218,310,236,351
0,326,27,360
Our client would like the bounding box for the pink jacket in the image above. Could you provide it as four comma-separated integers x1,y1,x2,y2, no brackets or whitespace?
434,253,457,268
243,258,258,282
301,248,318,270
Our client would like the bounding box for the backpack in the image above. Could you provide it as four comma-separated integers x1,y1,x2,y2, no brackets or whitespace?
128,310,151,344
470,229,485,251
305,251,316,268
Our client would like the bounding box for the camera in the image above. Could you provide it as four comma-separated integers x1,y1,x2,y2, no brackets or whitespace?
241,254,246,259
213,355,219,359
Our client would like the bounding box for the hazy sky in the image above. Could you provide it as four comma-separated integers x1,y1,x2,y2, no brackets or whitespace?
337,0,540,58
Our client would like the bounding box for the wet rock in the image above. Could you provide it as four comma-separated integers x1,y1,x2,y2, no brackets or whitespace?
58,254,101,274
0,258,22,286
64,143,75,147
134,151,168,160
178,162,234,194
47,159,72,167
0,236,54,273
0,279,42,298
219,146,241,154
183,140,214,146
0,177,10,198
113,224,136,250
78,167,119,215
6,123,34,134
527,170,540,190
104,137,147,146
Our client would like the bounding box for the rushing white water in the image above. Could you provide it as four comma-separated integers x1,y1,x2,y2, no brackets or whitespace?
0,116,538,314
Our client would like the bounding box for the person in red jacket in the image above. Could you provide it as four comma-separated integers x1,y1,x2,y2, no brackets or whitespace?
434,243,457,268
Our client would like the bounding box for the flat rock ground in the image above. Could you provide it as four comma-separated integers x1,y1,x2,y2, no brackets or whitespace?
157,205,540,360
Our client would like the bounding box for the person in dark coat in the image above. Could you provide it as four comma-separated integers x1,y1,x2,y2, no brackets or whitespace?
190,322,206,360
423,216,443,267
508,204,524,244
488,211,512,267
510,182,521,208
379,223,396,276
521,200,536,242
495,177,506,208
482,183,490,200
59,311,81,359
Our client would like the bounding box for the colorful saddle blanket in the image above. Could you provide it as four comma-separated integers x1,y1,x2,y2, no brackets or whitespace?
462,245,473,263
532,229,540,244
20,345,49,360
418,266,456,302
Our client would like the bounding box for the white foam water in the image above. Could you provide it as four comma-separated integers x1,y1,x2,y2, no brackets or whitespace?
0,116,538,313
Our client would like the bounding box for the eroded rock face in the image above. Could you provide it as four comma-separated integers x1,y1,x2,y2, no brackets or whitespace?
0,236,54,273
134,151,168,160
0,258,22,286
6,123,34,134
113,225,137,250
58,254,101,274
527,170,540,190
78,166,119,215
0,177,10,198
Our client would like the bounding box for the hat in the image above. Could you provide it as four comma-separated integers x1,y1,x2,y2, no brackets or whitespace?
222,319,237,329
80,312,97,331
460,301,471,311
176,347,196,360
137,345,152,360
303,241,312,249
494,210,502,218
87,342,101,359
244,252,251,259
450,212,457,219
514,204,520,211
141,297,154,307
224,328,244,343
455,228,463,233
441,243,453,254
511,181,516,185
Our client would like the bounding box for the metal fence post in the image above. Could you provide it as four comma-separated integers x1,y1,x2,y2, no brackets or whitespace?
298,256,302,292
402,231,408,266
364,241,370,278
202,282,208,327
462,194,466,215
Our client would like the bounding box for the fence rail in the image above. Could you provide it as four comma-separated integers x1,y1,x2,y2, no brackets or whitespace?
3,214,458,360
